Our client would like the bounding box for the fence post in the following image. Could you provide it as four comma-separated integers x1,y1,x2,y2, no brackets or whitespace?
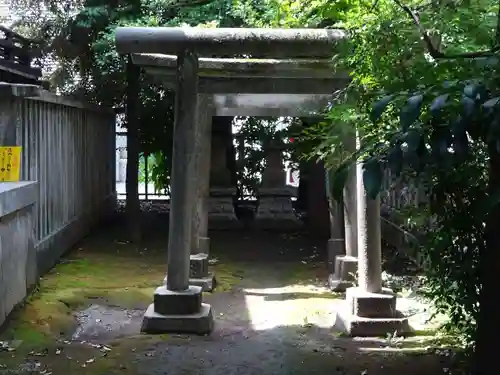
125,55,141,242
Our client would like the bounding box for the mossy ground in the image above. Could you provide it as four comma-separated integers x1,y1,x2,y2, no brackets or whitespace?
0,222,455,375
0,226,337,374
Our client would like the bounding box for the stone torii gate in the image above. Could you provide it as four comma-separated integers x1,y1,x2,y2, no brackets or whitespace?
115,27,409,336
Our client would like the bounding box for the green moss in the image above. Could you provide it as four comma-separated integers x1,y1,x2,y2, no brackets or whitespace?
2,249,165,347
281,262,329,286
0,239,349,374
211,262,246,292
288,291,342,299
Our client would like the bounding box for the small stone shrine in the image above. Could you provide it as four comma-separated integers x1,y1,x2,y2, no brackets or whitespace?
208,131,239,229
255,138,300,229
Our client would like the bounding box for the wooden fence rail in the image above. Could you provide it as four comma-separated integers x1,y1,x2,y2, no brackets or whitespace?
0,83,116,274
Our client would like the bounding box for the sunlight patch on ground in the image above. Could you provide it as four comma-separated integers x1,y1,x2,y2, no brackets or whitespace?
243,285,340,330
396,297,448,332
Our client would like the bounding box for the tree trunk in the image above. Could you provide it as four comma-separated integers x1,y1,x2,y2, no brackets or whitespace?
475,145,500,375
125,55,142,243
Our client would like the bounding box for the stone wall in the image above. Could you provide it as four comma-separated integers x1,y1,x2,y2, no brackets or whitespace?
0,181,38,327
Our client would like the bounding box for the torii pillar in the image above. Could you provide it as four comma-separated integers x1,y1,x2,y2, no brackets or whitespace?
334,135,411,336
329,130,359,291
147,50,213,334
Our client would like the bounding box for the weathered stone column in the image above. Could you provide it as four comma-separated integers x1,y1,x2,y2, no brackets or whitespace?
325,169,345,277
356,168,382,292
189,94,216,292
306,160,331,237
334,135,409,337
142,50,213,335
329,130,358,292
208,119,239,229
255,139,300,229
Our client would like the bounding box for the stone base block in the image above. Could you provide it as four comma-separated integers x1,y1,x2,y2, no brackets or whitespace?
190,253,209,278
189,273,216,292
328,256,358,292
346,287,396,318
141,303,214,335
208,195,240,230
255,196,301,229
334,307,410,337
334,287,411,337
153,285,202,315
327,239,344,273
328,274,354,293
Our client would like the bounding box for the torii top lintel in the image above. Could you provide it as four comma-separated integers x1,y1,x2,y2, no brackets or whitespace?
115,27,346,59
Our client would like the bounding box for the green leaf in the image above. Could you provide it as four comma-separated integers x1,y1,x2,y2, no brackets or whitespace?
464,83,479,99
400,94,423,131
454,132,469,158
451,116,467,134
430,94,449,113
461,95,476,117
430,129,452,161
330,163,350,202
403,129,422,152
363,158,383,199
370,95,394,123
464,83,486,101
406,151,421,172
387,145,403,177
483,97,500,110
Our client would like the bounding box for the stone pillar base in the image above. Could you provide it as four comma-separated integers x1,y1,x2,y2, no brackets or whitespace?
329,255,358,292
255,191,301,229
327,238,344,274
334,287,411,337
208,189,239,230
189,253,216,292
141,285,214,335
189,275,216,292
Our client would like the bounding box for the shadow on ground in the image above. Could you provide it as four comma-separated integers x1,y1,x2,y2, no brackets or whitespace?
0,212,454,375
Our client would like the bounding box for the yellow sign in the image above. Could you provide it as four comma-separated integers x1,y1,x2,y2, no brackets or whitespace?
0,146,22,182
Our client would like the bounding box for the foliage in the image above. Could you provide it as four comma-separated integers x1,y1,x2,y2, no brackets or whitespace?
234,116,298,198
11,0,246,192
14,0,500,365
299,0,500,365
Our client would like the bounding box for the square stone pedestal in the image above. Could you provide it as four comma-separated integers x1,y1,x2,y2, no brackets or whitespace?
162,254,216,292
208,188,240,230
334,287,411,337
255,189,301,230
189,253,216,292
141,285,214,335
189,275,216,292
329,255,358,292
327,238,344,273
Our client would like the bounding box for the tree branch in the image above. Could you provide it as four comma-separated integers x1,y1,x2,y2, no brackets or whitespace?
393,0,500,59
169,0,217,8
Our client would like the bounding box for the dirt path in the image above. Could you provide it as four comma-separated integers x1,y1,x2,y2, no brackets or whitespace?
0,220,452,375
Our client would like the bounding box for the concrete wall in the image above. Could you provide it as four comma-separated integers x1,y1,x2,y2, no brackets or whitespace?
0,181,37,326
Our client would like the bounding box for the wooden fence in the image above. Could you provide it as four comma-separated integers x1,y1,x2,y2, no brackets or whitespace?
379,169,430,267
0,83,116,274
